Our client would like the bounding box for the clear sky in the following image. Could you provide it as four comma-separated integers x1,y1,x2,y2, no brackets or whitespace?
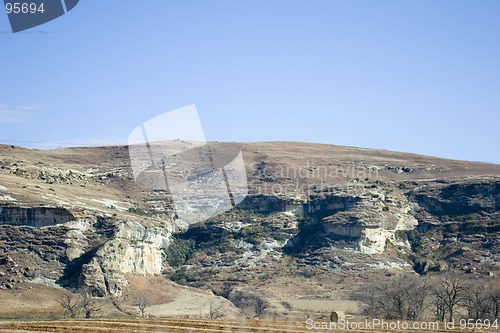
1,1,499,163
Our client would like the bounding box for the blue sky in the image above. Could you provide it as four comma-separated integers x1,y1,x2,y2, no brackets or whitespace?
0,1,499,163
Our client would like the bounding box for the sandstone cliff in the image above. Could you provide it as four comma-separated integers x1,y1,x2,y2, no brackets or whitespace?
0,142,498,316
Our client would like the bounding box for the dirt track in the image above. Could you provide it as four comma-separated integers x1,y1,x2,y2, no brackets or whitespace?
1,318,305,333
1,318,499,333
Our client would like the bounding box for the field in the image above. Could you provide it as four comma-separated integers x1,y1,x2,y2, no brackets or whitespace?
1,318,305,333
1,318,500,333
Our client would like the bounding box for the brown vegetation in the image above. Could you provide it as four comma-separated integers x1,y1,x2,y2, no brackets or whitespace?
358,273,500,322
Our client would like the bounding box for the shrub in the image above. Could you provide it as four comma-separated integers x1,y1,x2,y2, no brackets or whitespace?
163,239,195,268
127,207,152,216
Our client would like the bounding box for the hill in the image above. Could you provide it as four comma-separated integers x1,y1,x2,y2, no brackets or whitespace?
0,142,499,319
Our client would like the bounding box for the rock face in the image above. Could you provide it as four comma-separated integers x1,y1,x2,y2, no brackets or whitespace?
409,180,499,216
307,189,418,254
115,221,172,275
404,179,500,275
163,179,498,298
235,188,418,255
0,215,174,296
0,206,74,227
78,221,173,296
0,142,498,305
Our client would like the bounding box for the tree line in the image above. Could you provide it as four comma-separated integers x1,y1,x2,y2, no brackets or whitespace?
358,273,500,321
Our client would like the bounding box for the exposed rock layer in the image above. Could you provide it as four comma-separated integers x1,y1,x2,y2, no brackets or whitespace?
0,142,498,299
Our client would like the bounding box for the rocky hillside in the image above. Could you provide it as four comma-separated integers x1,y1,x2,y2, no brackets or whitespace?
0,142,498,318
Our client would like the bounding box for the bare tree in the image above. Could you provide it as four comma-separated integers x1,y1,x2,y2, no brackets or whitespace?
209,299,224,319
57,291,82,319
487,286,500,319
134,296,150,318
356,275,431,320
254,297,269,317
407,276,433,320
464,284,490,320
432,274,470,322
228,290,270,318
81,293,102,319
386,275,431,320
219,282,234,298
242,307,255,319
433,296,447,322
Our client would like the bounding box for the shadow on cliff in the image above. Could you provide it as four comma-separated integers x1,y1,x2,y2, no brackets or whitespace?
283,195,362,255
56,246,102,291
